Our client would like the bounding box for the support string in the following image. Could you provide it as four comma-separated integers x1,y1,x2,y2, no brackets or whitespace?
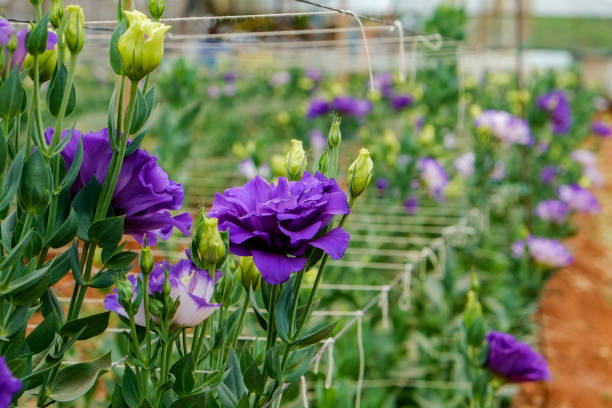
394,20,406,82
342,9,375,93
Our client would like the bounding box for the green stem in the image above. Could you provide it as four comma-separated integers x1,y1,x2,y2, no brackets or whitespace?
266,284,280,351
143,273,152,364
50,52,78,150
69,242,96,320
230,292,250,350
128,309,145,362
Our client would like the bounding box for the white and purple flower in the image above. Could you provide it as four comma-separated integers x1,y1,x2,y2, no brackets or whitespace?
558,184,600,213
526,236,573,268
534,200,570,224
418,157,449,202
454,152,475,178
475,110,533,146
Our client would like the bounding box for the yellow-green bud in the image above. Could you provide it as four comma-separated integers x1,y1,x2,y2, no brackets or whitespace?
237,256,261,291
116,279,134,312
347,148,373,198
24,48,58,83
7,35,17,54
285,139,307,181
463,290,483,328
50,0,65,29
65,5,85,55
140,245,154,276
197,217,225,268
118,10,171,81
327,115,341,148
148,0,166,20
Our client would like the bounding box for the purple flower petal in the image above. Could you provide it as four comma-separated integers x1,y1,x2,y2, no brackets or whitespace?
251,250,307,285
309,227,350,260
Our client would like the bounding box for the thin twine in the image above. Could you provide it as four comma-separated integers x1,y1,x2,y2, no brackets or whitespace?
394,20,406,82
300,376,309,408
325,339,335,389
355,315,365,408
342,9,375,93
398,264,413,311
379,285,390,329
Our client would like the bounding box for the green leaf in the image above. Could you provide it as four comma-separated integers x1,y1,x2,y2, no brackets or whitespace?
0,69,27,118
26,313,58,353
224,350,247,399
60,311,110,340
26,13,50,55
275,283,294,342
170,392,208,408
292,321,337,348
109,22,127,75
249,286,267,331
0,229,32,271
125,129,147,156
56,136,83,193
283,346,314,383
111,383,127,408
50,351,111,402
1,210,17,251
70,241,84,286
7,305,35,337
130,88,148,133
0,149,24,211
71,177,101,241
88,215,124,249
170,353,195,396
19,150,53,215
46,208,77,248
104,250,137,270
243,362,264,395
215,383,238,408
122,365,141,408
264,344,284,382
87,269,120,289
2,266,50,305
46,62,77,117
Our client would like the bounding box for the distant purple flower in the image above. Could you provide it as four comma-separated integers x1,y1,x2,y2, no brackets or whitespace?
389,94,413,111
0,356,21,407
558,184,600,213
105,256,220,327
45,128,191,245
222,71,237,82
238,159,270,180
305,67,322,82
536,89,571,134
491,162,506,181
209,172,350,284
536,141,549,154
418,157,448,202
331,96,371,118
207,84,220,99
512,240,525,259
443,133,457,149
0,20,57,71
223,83,236,97
306,98,331,119
454,152,475,177
527,236,573,268
571,149,598,169
486,331,551,382
376,178,389,195
309,129,326,159
535,200,570,224
584,166,604,187
591,121,611,138
540,165,557,185
270,71,291,87
373,72,393,97
404,196,419,215
475,110,532,145
414,117,424,132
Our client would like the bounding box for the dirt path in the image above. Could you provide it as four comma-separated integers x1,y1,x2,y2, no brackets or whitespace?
516,139,612,407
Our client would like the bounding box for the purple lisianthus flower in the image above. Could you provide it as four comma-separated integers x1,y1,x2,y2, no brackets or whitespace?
511,240,525,259
558,184,600,213
45,128,191,245
0,356,21,408
571,149,597,169
306,98,331,119
373,72,393,97
331,96,371,118
389,94,413,111
526,236,573,268
414,117,424,132
375,178,389,196
475,110,533,145
486,331,551,382
536,89,572,134
0,19,57,71
222,71,236,82
105,256,220,327
207,84,221,99
535,200,570,224
269,70,291,87
209,172,350,284
305,67,322,83
454,152,475,177
418,158,448,202
591,120,612,138
223,83,236,97
404,195,419,215
0,18,14,46
540,165,557,185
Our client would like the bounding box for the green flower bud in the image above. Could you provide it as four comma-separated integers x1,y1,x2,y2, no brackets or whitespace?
7,35,17,53
197,217,225,267
140,245,154,276
327,114,341,148
50,0,65,29
19,150,53,216
463,290,483,329
347,148,373,198
148,0,166,20
0,48,5,75
237,256,261,292
285,139,307,181
29,0,42,6
65,5,85,54
118,10,171,81
116,279,134,313
148,298,164,318
23,49,58,83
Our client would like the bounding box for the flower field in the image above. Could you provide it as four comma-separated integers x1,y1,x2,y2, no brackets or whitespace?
0,1,609,407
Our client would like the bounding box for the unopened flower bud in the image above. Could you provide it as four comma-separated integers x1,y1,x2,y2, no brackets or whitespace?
463,290,483,329
347,148,373,198
237,256,261,291
7,35,17,53
29,0,42,5
118,10,170,81
285,139,307,181
327,115,341,148
148,0,166,20
270,154,287,178
140,245,154,276
116,279,134,313
50,0,65,29
65,5,85,54
148,298,164,318
24,48,58,83
197,217,225,268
